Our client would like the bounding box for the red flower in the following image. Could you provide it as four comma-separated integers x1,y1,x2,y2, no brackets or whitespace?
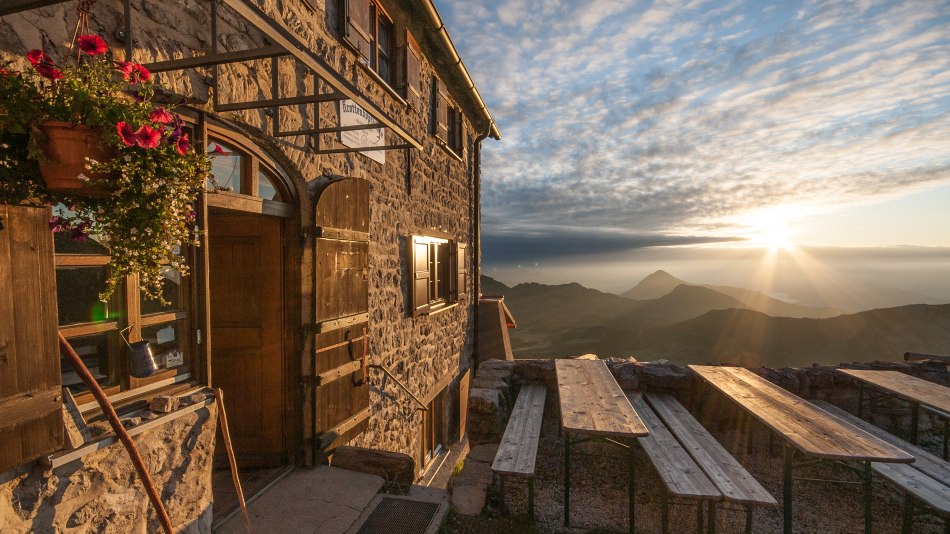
149,107,173,124
77,35,108,55
117,61,151,84
174,133,190,155
134,125,161,148
0,67,8,76
117,121,138,146
27,49,62,79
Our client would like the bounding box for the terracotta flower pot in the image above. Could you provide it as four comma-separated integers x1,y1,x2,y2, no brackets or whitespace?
38,121,113,193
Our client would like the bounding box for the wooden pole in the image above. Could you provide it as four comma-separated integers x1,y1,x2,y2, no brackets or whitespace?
58,332,174,534
215,388,252,533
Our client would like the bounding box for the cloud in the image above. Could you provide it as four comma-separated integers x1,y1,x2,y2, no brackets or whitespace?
435,0,950,256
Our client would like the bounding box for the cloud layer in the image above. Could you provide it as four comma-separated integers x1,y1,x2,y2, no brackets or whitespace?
436,0,950,253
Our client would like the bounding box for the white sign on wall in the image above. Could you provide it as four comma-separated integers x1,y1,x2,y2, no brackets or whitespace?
339,99,385,164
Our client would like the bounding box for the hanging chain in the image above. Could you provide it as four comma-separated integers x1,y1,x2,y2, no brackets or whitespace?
67,0,99,62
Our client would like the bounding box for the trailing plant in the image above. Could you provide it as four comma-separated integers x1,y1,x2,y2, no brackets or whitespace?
0,35,211,302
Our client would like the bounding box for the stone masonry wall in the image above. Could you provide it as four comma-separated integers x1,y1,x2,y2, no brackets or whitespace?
1,0,480,467
0,401,216,534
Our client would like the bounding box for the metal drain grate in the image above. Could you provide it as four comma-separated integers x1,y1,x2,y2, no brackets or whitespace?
356,496,441,534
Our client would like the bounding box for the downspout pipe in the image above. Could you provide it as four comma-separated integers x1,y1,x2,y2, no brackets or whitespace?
472,126,490,375
420,0,501,140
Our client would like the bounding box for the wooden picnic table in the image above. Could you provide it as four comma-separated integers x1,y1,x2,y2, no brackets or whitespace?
690,365,914,534
556,359,648,534
840,369,950,456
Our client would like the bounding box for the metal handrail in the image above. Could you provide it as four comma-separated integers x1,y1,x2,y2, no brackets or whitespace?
367,364,428,412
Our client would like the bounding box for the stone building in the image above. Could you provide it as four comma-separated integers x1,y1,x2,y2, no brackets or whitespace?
0,0,498,531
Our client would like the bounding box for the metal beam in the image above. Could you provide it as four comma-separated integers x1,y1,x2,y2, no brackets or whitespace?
276,123,383,136
215,92,344,112
220,0,422,150
143,45,288,73
311,144,414,154
0,0,69,17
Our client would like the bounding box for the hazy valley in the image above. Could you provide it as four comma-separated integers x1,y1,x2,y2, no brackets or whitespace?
483,271,950,367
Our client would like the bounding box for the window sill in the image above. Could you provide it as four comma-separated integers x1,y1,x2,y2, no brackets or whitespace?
46,386,215,469
436,142,464,163
420,302,459,317
358,63,408,108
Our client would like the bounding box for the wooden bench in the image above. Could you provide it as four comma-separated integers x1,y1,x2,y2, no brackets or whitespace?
814,401,950,533
491,384,546,518
629,393,720,533
647,392,778,534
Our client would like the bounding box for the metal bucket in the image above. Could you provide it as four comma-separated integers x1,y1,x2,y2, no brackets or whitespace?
121,326,160,378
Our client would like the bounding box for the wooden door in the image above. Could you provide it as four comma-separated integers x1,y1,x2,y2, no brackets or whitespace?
308,178,371,464
210,212,285,467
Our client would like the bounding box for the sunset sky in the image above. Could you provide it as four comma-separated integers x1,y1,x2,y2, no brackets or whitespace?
435,0,950,285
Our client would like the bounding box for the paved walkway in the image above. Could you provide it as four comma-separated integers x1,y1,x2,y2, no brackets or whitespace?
214,466,384,534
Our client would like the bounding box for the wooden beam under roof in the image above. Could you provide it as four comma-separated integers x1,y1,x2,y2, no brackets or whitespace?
0,0,70,17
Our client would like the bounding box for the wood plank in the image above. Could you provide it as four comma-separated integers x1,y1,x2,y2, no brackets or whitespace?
839,369,950,415
813,401,950,486
647,392,777,506
690,366,914,463
556,359,648,438
492,385,546,476
629,394,721,500
873,462,950,515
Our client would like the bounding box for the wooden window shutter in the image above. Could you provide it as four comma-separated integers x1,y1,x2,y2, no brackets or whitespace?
402,30,423,110
447,243,458,302
432,79,449,143
341,0,372,64
411,236,431,315
456,243,468,296
0,205,63,472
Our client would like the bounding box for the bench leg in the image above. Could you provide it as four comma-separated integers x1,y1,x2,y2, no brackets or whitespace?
943,417,948,461
911,402,920,445
696,501,704,534
563,431,571,527
864,461,873,534
707,501,717,534
498,475,507,514
901,492,913,534
858,382,865,418
744,507,753,534
628,439,636,534
528,476,535,520
783,444,793,534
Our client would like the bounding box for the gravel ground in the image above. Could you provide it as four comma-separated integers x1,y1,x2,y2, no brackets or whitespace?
469,396,947,534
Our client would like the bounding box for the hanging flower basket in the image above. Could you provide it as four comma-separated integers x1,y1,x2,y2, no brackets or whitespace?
38,120,112,193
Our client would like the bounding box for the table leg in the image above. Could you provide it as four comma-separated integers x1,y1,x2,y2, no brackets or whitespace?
744,507,753,534
661,492,669,534
696,501,704,534
707,501,717,534
901,492,913,534
628,438,636,534
858,382,865,418
864,461,873,534
528,476,535,519
910,402,920,445
944,418,948,461
783,444,793,534
563,431,571,527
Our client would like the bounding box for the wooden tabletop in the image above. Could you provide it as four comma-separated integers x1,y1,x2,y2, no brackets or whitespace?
839,369,950,415
690,365,914,463
555,359,648,437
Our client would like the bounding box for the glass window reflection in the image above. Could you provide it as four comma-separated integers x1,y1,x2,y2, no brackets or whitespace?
207,141,244,194
60,333,118,394
56,267,111,325
141,322,186,371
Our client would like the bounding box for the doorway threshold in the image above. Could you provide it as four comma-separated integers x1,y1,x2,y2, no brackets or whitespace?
212,464,294,530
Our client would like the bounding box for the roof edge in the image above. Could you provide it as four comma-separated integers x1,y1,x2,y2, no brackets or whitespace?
419,0,501,140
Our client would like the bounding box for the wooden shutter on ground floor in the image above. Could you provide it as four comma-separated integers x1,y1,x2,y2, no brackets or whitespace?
0,205,63,472
309,178,371,463
402,31,423,110
456,243,468,297
341,0,372,64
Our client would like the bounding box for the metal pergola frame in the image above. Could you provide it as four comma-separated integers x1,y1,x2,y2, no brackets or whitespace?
1,0,422,155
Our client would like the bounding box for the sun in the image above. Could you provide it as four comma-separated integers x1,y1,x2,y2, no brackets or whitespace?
743,206,798,250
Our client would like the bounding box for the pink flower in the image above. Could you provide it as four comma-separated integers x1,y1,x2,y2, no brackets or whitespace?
77,35,108,55
134,125,161,148
210,143,226,155
149,107,173,124
117,121,138,146
49,216,67,233
117,61,151,84
27,50,49,66
174,133,190,155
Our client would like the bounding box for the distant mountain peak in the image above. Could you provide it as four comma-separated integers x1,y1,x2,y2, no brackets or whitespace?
621,270,688,300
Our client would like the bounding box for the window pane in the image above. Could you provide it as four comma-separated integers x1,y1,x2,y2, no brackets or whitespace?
207,141,244,194
141,321,187,371
141,267,183,315
56,267,111,325
376,16,393,84
52,203,109,254
257,170,282,201
61,333,119,395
